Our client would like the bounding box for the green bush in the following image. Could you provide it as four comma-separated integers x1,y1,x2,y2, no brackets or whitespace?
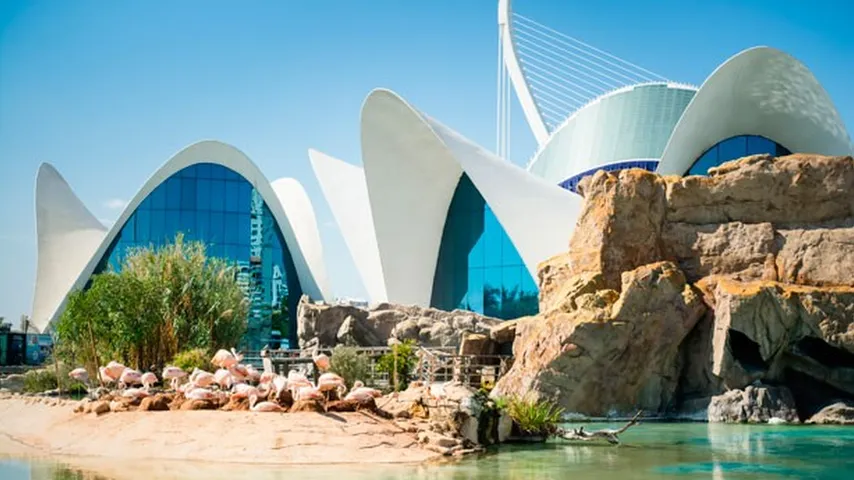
171,348,211,372
23,366,86,395
330,345,371,389
376,340,417,392
505,395,564,437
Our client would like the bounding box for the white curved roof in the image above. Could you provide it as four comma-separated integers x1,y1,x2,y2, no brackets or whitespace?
308,149,388,304
31,164,109,333
32,140,330,332
526,82,697,184
657,46,854,175
360,89,582,307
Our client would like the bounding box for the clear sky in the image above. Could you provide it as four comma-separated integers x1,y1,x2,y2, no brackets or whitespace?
1,0,852,328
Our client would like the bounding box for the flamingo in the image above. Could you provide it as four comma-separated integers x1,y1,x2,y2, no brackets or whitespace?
98,366,115,386
119,369,143,389
244,364,261,383
229,364,248,384
259,370,276,386
313,353,331,372
317,372,347,411
214,368,234,390
122,388,150,400
141,372,158,390
232,383,263,400
68,367,89,386
345,381,383,403
272,375,288,401
190,368,216,388
186,387,217,401
249,394,284,412
105,361,126,381
162,366,187,391
211,349,238,369
296,385,324,402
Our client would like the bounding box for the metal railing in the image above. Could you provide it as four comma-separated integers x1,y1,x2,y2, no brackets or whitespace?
415,347,513,390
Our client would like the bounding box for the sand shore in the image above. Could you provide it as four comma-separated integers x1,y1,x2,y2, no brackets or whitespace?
0,396,440,467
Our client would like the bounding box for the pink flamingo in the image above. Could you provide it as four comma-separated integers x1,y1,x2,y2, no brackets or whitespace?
161,366,187,391
244,364,261,383
69,367,89,384
141,372,158,390
313,353,331,372
105,361,126,381
229,364,248,384
122,388,150,400
259,370,276,386
214,368,234,390
249,394,284,412
190,368,216,388
296,385,324,402
119,369,143,389
345,381,383,403
211,349,237,369
98,366,115,386
272,375,288,401
185,387,217,401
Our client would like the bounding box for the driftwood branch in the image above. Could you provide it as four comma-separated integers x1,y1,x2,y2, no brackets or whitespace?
557,410,643,445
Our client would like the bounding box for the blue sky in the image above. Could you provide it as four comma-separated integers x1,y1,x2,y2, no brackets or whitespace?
1,0,852,327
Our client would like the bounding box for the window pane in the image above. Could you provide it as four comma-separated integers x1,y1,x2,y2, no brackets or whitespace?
746,136,774,156
164,210,180,239
181,165,196,178
196,163,212,179
196,211,210,241
149,210,166,243
181,178,197,210
484,213,502,268
165,177,181,210
150,184,166,210
196,179,211,211
210,211,225,245
467,268,484,313
210,165,225,180
225,182,239,213
225,213,240,244
238,182,252,214
210,180,225,212
136,209,151,243
122,216,136,243
180,210,196,240
238,214,251,246
718,136,747,163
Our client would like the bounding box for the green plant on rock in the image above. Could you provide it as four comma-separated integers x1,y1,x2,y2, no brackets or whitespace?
329,345,371,389
171,348,211,372
376,339,417,392
505,395,564,438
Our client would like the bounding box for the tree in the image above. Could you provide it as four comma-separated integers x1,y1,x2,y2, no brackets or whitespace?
55,234,248,372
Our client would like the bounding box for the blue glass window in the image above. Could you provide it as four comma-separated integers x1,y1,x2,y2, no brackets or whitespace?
688,135,791,176
431,174,538,320
92,163,304,349
558,159,659,194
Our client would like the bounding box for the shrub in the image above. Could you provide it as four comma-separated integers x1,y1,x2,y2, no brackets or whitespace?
171,348,211,372
23,365,86,395
376,340,417,392
330,345,371,389
505,395,564,437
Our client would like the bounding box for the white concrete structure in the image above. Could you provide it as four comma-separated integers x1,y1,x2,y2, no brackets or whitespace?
527,83,696,184
308,149,388,304
311,88,580,307
32,140,330,332
657,47,854,175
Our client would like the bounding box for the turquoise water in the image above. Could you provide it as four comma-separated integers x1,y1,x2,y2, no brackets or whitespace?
2,423,853,479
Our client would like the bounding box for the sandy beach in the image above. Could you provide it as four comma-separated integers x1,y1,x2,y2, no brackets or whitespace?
0,396,440,468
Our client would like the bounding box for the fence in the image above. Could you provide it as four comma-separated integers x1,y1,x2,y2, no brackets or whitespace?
242,345,513,391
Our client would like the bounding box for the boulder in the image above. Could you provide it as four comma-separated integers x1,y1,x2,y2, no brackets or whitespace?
489,319,519,344
417,431,459,448
493,262,705,416
458,333,496,356
179,399,216,411
806,401,854,425
297,295,368,348
336,315,384,347
138,394,171,412
290,399,324,413
91,401,110,416
707,385,799,423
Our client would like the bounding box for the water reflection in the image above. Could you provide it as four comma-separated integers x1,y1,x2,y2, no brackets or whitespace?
3,424,854,480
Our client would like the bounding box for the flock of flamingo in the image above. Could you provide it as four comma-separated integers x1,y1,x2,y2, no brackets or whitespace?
67,348,382,412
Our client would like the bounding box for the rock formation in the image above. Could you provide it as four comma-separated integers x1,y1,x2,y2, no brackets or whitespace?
494,154,854,421
297,296,504,350
707,385,799,423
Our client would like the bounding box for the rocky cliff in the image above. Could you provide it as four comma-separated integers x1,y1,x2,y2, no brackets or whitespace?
494,154,854,422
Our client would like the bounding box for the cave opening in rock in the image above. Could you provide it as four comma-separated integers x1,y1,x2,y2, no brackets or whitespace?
783,368,854,420
794,336,854,369
727,329,768,372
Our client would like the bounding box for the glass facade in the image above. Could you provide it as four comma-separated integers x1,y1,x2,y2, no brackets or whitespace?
559,159,660,193
95,163,302,350
688,135,791,176
431,174,538,319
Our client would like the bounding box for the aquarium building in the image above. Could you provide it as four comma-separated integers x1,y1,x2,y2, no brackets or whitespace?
31,141,330,348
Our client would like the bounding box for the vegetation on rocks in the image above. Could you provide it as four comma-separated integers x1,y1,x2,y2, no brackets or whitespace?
55,234,248,373
22,362,86,394
505,395,564,437
171,348,212,373
329,345,371,389
377,340,417,392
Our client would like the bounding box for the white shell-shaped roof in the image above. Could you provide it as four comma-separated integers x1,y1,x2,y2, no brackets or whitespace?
657,46,853,175
32,140,330,332
526,82,697,184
